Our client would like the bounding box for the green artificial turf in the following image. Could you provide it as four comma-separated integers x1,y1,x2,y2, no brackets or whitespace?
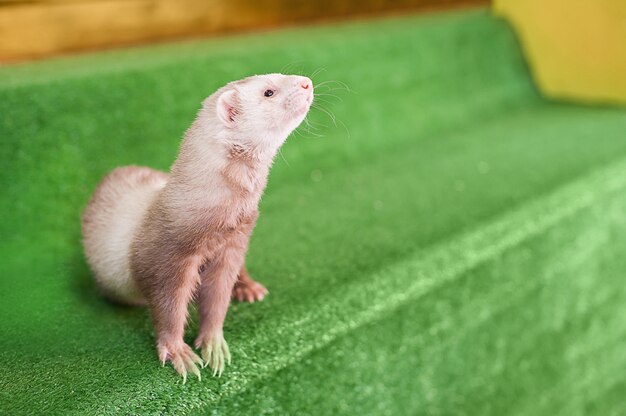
1,7,626,415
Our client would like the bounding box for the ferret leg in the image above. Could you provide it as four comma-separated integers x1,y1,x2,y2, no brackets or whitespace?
232,265,268,302
194,245,244,376
151,262,203,383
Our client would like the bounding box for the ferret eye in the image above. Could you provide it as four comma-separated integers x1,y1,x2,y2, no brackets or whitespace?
264,89,275,97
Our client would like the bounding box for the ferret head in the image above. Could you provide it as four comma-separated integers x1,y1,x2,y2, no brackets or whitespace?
206,74,313,152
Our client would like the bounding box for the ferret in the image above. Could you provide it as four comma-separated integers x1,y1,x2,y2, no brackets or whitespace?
81,74,313,381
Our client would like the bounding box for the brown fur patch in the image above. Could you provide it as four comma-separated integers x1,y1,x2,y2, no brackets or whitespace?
129,147,266,361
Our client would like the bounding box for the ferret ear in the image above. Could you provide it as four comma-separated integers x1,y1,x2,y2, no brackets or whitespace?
216,90,240,127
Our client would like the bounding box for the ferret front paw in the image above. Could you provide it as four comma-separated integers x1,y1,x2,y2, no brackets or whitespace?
194,333,231,377
157,340,203,383
232,278,268,302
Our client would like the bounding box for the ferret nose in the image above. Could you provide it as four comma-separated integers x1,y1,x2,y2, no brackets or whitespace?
300,77,312,90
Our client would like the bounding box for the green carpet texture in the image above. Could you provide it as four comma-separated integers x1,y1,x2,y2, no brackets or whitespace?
1,7,626,415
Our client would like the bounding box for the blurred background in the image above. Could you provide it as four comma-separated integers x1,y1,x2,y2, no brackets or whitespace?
1,0,624,102
0,0,484,62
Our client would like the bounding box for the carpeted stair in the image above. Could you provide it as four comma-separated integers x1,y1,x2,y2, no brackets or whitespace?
1,8,625,415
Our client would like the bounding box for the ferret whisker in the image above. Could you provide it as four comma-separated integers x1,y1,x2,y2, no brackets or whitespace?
294,125,319,139
280,62,293,73
294,125,314,138
307,131,325,138
309,67,327,81
306,116,327,126
314,91,340,97
280,61,303,74
311,102,348,139
337,118,351,140
314,80,338,88
303,119,324,133
314,80,352,93
307,122,324,131
308,121,329,130
300,126,325,138
314,84,342,93
314,93,343,102
315,86,352,95
314,97,339,107
312,103,338,127
302,116,324,134
278,146,290,167
295,117,326,138
329,80,352,92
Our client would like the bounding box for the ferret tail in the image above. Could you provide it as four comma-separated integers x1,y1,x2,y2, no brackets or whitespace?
81,166,168,306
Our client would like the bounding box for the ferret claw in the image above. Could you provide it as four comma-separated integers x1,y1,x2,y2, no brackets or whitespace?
158,341,203,382
201,343,212,368
184,355,202,381
224,343,231,365
196,334,230,377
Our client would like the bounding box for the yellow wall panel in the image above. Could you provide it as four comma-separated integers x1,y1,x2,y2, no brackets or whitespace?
494,0,626,104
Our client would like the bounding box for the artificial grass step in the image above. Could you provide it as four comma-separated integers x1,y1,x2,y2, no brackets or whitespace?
216,170,626,416
1,6,626,415
48,149,626,415
200,155,626,415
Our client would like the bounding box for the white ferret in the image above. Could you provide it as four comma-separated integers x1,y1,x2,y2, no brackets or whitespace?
82,74,314,381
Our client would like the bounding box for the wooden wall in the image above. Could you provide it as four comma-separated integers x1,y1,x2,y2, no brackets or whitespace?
0,0,486,62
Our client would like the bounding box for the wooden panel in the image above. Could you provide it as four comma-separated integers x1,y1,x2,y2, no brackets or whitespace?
0,0,486,62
